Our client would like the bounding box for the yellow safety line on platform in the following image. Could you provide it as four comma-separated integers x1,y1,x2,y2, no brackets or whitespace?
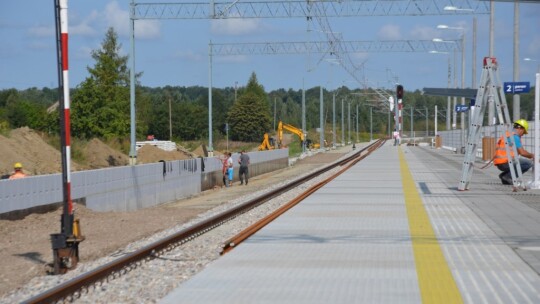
398,147,463,304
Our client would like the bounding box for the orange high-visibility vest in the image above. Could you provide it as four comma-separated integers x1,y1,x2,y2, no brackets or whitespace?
494,132,515,165
9,171,27,180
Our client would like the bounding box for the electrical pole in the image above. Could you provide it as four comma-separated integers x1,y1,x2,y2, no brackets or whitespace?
332,92,336,148
488,0,495,129
207,41,213,157
348,101,351,144
461,32,466,152
274,97,276,131
320,86,324,150
234,81,238,102
302,80,306,153
370,106,373,142
513,2,520,121
169,98,172,140
356,104,359,143
341,99,345,145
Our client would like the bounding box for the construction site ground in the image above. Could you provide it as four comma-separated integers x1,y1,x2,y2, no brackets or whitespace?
0,129,350,297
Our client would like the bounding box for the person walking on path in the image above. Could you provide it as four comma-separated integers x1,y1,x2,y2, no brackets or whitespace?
494,119,536,185
238,150,250,185
226,152,234,187
220,154,229,187
393,130,400,146
9,163,27,180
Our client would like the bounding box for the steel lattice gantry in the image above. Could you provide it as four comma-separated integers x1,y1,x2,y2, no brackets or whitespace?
210,38,461,102
132,0,489,19
209,38,461,120
210,39,462,56
208,38,462,150
127,0,484,160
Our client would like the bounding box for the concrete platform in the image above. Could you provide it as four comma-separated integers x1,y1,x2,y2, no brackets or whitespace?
161,143,540,304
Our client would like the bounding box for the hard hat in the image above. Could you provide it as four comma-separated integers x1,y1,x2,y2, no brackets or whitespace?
514,119,529,134
14,162,23,169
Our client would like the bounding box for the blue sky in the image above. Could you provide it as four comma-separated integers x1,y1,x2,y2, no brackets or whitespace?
1,1,539,93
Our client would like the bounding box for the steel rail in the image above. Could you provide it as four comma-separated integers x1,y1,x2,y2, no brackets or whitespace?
221,139,386,254
23,139,384,304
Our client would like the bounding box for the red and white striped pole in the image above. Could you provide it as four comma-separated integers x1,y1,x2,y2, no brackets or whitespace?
58,0,74,236
60,0,73,235
51,0,82,274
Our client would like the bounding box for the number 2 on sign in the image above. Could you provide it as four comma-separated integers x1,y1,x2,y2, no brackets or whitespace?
505,85,512,93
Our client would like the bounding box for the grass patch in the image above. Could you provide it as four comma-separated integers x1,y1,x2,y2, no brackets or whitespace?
41,133,86,163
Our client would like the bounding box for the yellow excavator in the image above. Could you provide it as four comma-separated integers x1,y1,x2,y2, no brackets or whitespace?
277,121,320,149
305,139,320,150
258,133,275,151
276,121,304,148
259,121,319,150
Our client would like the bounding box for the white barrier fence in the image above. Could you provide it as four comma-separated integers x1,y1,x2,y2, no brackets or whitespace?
0,149,288,218
437,122,537,157
136,140,177,151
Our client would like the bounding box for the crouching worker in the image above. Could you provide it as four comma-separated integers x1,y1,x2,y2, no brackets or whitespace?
494,119,535,185
9,162,27,180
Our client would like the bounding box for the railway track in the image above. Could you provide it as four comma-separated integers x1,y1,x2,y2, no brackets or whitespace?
23,139,385,304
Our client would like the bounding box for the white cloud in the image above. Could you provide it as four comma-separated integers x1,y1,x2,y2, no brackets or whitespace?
216,55,249,63
378,24,401,40
28,12,98,38
350,52,369,62
104,1,130,35
135,20,161,39
104,1,160,39
409,26,438,40
71,10,99,36
210,18,261,35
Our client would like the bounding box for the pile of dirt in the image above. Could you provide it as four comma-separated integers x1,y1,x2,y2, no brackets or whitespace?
0,128,199,177
191,144,226,157
82,138,130,169
0,127,83,176
135,144,194,164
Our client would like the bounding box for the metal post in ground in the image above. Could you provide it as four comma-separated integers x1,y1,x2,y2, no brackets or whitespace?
51,0,84,275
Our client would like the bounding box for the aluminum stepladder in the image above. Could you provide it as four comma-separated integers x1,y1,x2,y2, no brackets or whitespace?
458,57,524,191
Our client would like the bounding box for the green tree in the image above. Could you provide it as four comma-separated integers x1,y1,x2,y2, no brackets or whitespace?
71,27,136,140
245,72,267,101
227,73,271,141
0,89,20,108
210,90,232,137
227,92,272,141
174,102,208,140
6,100,47,130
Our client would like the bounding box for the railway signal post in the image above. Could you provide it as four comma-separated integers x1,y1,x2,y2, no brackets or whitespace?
50,0,84,275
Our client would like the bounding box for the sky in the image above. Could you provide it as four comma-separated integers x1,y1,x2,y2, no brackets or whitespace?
1,0,540,93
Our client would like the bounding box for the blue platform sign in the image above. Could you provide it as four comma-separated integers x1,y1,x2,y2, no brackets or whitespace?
504,82,530,94
455,104,469,113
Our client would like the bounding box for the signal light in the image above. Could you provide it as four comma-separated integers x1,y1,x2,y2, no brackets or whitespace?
396,85,404,99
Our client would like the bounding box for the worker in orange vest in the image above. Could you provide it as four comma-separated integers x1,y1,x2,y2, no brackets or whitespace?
9,162,27,180
494,119,535,185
